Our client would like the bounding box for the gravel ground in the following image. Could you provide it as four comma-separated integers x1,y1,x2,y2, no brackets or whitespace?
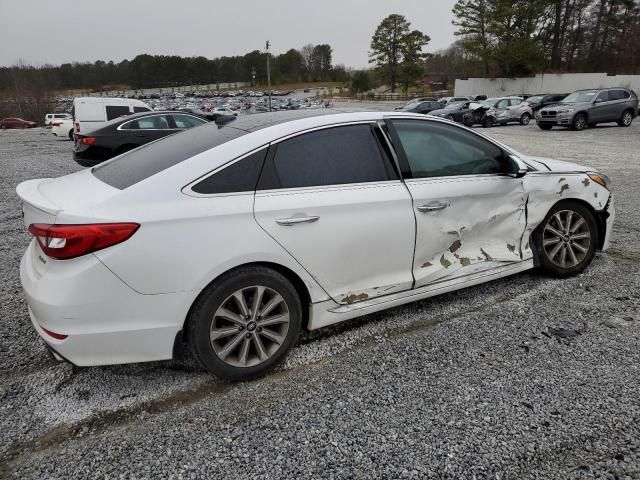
0,116,639,479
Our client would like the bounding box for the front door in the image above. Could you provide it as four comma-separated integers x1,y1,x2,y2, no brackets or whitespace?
387,118,527,288
254,123,416,305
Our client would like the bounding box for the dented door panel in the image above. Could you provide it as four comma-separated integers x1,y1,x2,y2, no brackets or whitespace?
407,175,527,288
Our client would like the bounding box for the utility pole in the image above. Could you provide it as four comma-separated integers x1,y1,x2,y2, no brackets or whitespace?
251,67,256,87
266,40,272,112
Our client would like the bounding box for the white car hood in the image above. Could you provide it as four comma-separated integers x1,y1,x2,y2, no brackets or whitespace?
521,155,592,173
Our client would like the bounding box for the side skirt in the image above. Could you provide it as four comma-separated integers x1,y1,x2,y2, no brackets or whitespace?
308,260,534,330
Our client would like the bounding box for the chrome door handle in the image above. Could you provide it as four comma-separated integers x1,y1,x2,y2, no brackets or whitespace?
276,216,320,226
417,202,448,212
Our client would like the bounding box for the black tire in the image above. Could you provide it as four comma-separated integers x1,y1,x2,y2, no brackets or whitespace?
538,124,553,130
446,114,455,121
188,266,302,381
0,124,6,130
532,201,598,278
519,112,531,125
618,109,633,127
481,116,494,128
68,129,74,140
570,113,587,131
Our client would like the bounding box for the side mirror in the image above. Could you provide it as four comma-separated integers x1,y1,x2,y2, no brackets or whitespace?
507,154,528,178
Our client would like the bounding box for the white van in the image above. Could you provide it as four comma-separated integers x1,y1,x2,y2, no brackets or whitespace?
71,97,151,135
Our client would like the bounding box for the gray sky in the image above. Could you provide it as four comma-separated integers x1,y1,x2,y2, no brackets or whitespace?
0,0,457,69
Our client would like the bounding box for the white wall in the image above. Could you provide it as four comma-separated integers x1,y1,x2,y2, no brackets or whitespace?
455,73,640,96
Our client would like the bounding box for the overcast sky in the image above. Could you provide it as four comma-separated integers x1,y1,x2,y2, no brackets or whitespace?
0,0,457,68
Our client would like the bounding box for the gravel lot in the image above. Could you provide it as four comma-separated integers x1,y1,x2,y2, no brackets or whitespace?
1,113,639,479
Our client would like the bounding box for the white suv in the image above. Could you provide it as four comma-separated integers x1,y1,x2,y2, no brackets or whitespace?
44,113,71,126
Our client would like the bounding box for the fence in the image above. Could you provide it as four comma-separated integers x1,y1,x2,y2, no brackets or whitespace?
454,73,640,97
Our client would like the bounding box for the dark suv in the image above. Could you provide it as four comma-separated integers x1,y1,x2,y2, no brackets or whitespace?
536,88,638,131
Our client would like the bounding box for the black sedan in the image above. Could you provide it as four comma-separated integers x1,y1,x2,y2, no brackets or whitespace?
427,101,474,122
73,111,207,167
397,100,443,115
526,93,569,112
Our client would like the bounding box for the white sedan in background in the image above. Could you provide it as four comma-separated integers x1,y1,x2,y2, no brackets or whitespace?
50,118,74,140
17,110,614,381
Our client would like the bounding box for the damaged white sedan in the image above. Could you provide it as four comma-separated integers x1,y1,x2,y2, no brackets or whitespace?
17,111,614,381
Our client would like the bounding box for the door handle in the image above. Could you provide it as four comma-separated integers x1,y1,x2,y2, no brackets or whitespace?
417,202,448,212
276,216,320,226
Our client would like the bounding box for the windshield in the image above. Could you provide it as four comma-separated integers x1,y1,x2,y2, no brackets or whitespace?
444,101,466,110
562,90,598,103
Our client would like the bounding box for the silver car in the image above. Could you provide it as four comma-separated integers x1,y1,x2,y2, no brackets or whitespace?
482,97,534,126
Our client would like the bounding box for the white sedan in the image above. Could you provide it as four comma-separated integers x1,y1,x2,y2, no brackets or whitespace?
17,111,614,381
50,118,74,140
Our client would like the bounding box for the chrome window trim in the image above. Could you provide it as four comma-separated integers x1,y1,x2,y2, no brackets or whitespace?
254,179,405,197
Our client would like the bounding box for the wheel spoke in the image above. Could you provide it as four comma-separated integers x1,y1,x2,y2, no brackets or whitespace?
218,333,245,360
570,217,585,233
543,237,561,247
572,242,588,253
564,211,574,235
259,294,284,317
253,334,268,361
259,328,284,346
233,291,250,318
545,224,564,238
216,307,246,326
570,232,590,241
567,244,579,266
558,244,567,267
258,313,289,327
250,286,265,321
549,242,564,260
553,213,565,232
238,337,251,366
210,326,240,341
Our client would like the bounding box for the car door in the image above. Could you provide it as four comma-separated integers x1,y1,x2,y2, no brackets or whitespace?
494,99,510,121
254,123,416,305
387,118,527,288
609,89,630,119
509,98,524,121
124,114,173,144
591,90,612,122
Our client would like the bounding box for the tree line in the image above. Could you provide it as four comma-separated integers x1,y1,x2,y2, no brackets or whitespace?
445,0,640,78
0,43,348,95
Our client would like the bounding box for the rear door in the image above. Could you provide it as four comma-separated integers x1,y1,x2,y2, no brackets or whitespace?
609,89,631,119
387,118,527,288
254,123,416,305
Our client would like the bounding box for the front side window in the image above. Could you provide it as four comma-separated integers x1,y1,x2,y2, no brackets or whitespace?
258,124,394,190
594,91,610,103
172,114,206,129
392,120,506,178
496,99,510,109
106,105,131,121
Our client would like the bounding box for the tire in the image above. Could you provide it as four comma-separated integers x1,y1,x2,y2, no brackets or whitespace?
519,112,531,125
188,266,302,381
0,124,6,130
481,116,494,128
68,129,74,140
538,124,553,130
446,114,455,121
570,113,587,131
533,201,598,278
618,109,633,127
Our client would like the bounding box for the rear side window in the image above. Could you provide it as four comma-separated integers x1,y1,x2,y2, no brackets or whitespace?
172,114,206,128
106,105,131,121
93,123,246,189
610,89,630,101
191,148,267,194
258,125,394,190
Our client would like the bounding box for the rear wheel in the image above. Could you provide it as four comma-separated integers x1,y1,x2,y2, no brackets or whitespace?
533,201,598,277
0,124,6,130
482,116,494,128
571,113,587,131
188,266,302,381
519,112,531,125
618,109,633,127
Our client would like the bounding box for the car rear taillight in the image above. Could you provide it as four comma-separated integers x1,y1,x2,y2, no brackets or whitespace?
75,122,80,133
77,136,96,145
28,223,140,260
40,325,68,340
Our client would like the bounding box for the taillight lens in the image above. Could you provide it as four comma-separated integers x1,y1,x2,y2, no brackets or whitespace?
77,136,96,145
28,223,140,260
75,122,80,133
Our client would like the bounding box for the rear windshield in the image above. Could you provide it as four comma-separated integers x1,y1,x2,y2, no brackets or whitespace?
92,122,247,189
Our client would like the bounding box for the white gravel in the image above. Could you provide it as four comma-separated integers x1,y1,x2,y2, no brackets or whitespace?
1,119,639,479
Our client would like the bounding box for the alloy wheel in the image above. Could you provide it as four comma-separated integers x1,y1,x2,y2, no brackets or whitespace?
574,114,586,130
623,111,633,126
520,113,531,125
542,209,591,268
210,286,290,368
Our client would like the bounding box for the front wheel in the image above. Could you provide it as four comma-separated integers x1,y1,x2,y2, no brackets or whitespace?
481,116,494,128
571,113,587,131
188,266,302,381
520,112,531,125
533,201,598,278
446,114,455,121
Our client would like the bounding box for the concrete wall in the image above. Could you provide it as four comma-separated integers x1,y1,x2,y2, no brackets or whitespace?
455,73,640,96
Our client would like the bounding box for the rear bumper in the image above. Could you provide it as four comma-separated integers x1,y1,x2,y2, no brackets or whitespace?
20,244,199,366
